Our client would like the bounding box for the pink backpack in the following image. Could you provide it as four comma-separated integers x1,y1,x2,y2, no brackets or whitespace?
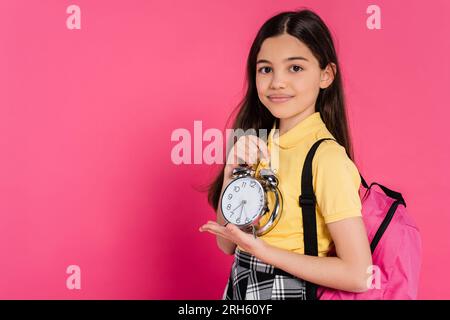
299,138,422,300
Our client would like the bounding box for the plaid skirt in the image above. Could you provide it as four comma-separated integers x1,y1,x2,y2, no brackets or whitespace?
222,247,306,300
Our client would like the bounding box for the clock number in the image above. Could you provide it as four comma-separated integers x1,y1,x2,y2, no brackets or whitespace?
250,181,256,188
236,218,240,224
233,186,240,192
241,181,246,188
227,193,233,200
227,204,231,210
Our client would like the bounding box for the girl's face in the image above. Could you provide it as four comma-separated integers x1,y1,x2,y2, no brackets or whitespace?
255,33,335,121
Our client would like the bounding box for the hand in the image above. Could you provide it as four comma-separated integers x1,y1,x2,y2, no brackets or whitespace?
224,135,270,177
199,221,266,256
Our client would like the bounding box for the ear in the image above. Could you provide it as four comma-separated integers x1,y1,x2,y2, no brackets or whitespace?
319,62,337,89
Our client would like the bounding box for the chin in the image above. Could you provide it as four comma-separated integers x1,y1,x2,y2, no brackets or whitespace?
265,106,298,120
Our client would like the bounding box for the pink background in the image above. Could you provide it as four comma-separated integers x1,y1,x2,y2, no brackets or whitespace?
0,0,449,299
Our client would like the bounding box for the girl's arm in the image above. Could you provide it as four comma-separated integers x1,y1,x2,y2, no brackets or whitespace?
253,216,373,293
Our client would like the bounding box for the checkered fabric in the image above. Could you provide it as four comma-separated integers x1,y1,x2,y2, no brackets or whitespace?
222,248,306,300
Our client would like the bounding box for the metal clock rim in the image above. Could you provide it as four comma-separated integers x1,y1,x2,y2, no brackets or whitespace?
220,176,266,227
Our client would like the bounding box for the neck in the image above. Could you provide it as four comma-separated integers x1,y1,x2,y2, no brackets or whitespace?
278,106,316,136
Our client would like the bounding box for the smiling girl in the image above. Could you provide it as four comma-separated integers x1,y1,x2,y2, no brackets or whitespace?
200,9,372,300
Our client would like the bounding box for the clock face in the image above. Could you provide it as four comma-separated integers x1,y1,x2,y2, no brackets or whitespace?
221,177,265,226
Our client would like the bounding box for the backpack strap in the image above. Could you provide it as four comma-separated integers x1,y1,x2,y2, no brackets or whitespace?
369,199,403,253
368,182,406,207
365,182,407,253
360,173,369,189
299,138,369,299
299,138,336,300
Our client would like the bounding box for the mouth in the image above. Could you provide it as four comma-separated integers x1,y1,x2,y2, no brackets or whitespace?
267,95,294,103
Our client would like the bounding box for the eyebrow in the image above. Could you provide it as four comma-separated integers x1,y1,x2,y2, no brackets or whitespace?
256,56,309,64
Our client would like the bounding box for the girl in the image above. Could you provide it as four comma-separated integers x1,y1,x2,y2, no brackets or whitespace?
199,9,372,300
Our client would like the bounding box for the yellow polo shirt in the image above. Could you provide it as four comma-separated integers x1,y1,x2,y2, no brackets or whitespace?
237,112,362,257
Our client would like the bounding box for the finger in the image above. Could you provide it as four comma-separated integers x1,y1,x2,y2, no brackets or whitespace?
232,146,248,166
200,228,222,237
238,136,254,155
245,151,257,166
205,220,221,226
226,144,245,166
236,144,251,164
252,136,270,161
200,225,229,239
245,136,269,163
248,148,259,165
226,148,238,166
205,222,238,236
205,221,233,229
237,141,258,165
200,222,226,233
199,222,217,230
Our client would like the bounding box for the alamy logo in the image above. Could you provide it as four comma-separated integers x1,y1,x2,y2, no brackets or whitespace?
170,121,279,171
366,5,382,30
66,265,81,290
66,5,81,30
367,265,381,290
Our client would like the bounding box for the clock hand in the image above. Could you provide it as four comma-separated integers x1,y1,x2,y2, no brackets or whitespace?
230,201,244,215
242,204,248,220
241,204,257,238
238,202,244,221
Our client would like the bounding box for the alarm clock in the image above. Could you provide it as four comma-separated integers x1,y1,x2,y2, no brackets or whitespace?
220,164,283,237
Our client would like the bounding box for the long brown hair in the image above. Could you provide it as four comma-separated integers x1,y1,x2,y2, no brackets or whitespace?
207,9,354,211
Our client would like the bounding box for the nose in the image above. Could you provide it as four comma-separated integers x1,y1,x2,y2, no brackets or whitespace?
269,72,287,89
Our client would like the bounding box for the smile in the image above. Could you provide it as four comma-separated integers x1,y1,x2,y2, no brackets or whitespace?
268,96,294,103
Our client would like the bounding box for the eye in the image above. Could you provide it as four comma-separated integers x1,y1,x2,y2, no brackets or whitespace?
258,66,272,74
290,65,303,72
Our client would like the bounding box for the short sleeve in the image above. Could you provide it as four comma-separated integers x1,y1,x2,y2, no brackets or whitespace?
312,140,362,224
